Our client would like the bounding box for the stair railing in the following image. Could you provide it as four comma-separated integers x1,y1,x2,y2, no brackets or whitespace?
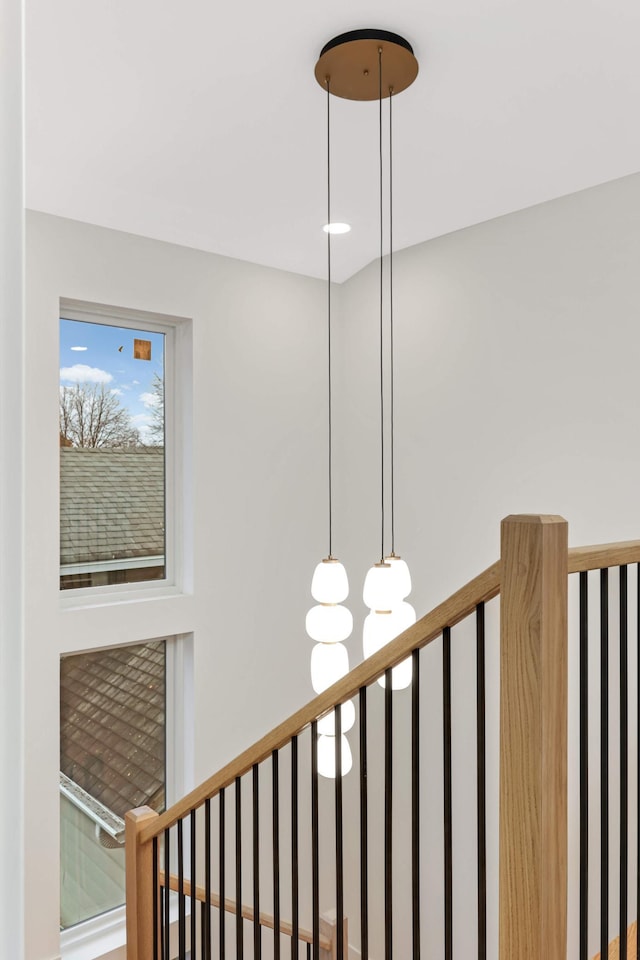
125,515,640,960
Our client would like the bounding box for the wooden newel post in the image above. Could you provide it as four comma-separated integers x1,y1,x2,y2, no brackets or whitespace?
499,515,568,960
125,806,160,960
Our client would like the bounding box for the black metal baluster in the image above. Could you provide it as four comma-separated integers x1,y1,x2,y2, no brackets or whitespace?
312,720,320,960
153,836,159,960
385,668,393,960
579,572,588,960
236,777,243,960
178,818,186,959
205,799,212,960
360,686,369,960
291,736,299,960
164,828,170,960
191,809,197,960
443,627,453,960
476,605,486,960
306,943,311,960
600,568,609,960
335,706,344,960
620,565,628,959
253,764,261,960
412,650,421,960
201,902,207,960
220,789,226,960
273,750,280,960
160,884,166,960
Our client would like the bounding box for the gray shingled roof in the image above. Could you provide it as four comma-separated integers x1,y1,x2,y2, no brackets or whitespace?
60,447,164,565
60,641,166,818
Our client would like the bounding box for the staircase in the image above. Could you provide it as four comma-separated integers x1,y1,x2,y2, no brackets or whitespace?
125,514,640,959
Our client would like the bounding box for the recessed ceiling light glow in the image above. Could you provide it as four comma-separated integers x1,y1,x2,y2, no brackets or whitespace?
323,222,351,235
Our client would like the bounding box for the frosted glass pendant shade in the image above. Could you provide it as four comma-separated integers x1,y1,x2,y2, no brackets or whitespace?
310,641,349,693
317,734,353,779
317,699,356,735
363,610,399,657
379,657,413,690
383,555,412,600
311,559,349,603
363,603,417,690
363,562,401,611
306,604,353,643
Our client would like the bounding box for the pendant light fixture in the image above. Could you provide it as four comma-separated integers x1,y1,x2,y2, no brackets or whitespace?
315,33,419,689
306,70,354,779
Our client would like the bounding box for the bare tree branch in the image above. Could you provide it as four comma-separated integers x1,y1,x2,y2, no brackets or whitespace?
59,384,142,448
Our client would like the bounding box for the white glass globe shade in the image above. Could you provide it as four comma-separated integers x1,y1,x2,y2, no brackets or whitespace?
362,604,416,690
317,734,353,779
378,657,413,691
305,604,353,643
317,700,356,736
362,609,400,658
383,555,412,600
310,641,349,694
311,560,349,603
363,562,401,612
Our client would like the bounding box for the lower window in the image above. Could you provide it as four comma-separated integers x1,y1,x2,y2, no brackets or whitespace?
59,639,167,929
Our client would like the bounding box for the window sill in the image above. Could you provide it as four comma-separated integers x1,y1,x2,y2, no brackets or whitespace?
60,906,126,960
59,582,190,611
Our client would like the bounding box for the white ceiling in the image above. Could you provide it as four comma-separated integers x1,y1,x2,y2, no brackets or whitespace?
26,0,640,283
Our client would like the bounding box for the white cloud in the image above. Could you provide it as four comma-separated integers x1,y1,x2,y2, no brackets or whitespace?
132,380,140,386
110,388,124,396
140,391,161,409
70,346,88,352
130,412,154,443
60,364,113,384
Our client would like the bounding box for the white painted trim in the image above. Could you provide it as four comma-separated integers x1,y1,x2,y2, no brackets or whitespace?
58,301,192,600
0,0,25,955
59,581,188,612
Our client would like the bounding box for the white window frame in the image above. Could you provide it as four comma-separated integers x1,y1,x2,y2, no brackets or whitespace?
59,632,194,960
59,298,192,607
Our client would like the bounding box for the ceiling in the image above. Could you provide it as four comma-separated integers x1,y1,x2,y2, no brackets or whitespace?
26,0,640,283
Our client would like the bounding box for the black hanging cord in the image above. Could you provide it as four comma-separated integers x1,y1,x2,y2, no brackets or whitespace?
389,87,395,557
326,77,333,558
378,47,385,563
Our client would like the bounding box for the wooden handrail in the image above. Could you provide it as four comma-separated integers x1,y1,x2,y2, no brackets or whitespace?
160,872,331,950
137,535,640,843
568,540,640,572
139,559,501,843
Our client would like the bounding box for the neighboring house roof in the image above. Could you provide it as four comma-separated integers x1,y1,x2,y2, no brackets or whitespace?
60,641,166,819
60,447,164,566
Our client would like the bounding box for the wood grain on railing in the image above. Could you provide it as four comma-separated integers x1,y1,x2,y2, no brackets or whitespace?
125,807,160,960
592,920,637,959
160,871,331,950
499,515,568,960
139,560,501,843
569,541,640,573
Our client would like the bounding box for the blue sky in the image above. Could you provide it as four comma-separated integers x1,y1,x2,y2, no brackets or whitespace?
60,318,164,443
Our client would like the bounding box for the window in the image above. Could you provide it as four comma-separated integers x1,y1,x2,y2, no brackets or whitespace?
59,309,170,591
60,639,167,929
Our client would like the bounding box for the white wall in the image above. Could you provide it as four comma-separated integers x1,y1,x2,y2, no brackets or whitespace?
25,211,330,960
0,0,25,958
333,171,640,959
22,169,640,959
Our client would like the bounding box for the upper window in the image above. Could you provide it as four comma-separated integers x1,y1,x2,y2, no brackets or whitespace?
59,310,169,591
